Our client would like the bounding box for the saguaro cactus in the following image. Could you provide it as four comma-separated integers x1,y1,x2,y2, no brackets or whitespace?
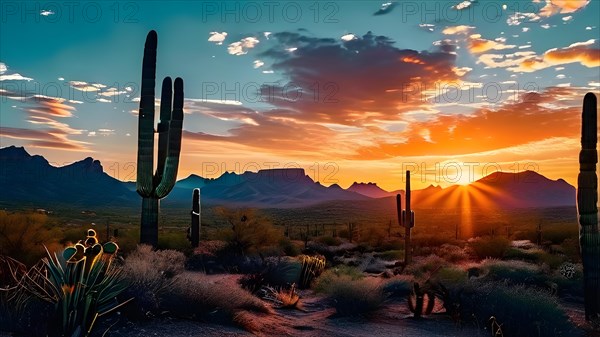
397,170,415,265
136,30,184,246
189,188,201,247
577,92,600,322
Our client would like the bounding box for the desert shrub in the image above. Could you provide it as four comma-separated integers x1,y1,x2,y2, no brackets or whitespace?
480,259,548,288
403,254,448,279
161,273,270,329
239,256,302,293
382,277,413,299
412,234,458,248
560,238,582,263
358,223,388,248
434,244,469,263
378,239,404,251
318,236,342,246
120,245,186,319
0,258,53,336
313,265,364,293
551,263,584,297
158,229,192,253
468,236,510,260
434,266,467,286
278,238,301,256
325,277,385,316
376,250,404,261
215,208,284,255
459,281,574,337
0,211,61,265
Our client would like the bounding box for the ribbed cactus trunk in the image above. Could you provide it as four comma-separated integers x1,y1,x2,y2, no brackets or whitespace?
397,170,415,265
577,92,600,322
136,30,184,247
404,170,412,265
190,188,201,248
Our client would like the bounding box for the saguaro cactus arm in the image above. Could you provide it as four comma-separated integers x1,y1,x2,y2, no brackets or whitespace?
156,77,184,198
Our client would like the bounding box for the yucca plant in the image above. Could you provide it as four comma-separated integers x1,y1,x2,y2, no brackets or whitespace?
21,230,130,337
298,255,325,289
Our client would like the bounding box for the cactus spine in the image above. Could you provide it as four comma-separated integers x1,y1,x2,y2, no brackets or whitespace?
136,30,184,247
577,92,600,322
190,188,201,247
397,170,415,265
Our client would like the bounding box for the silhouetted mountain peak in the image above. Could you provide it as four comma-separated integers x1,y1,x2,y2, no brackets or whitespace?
64,157,103,174
0,145,29,158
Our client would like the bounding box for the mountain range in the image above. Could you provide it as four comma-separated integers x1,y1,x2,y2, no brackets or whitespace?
0,146,576,209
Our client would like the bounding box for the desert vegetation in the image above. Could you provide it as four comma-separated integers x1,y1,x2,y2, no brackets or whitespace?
0,202,594,336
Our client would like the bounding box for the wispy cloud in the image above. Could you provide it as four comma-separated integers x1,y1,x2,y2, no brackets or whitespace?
373,2,397,15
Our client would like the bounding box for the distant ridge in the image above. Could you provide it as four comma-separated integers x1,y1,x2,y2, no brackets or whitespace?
0,146,576,209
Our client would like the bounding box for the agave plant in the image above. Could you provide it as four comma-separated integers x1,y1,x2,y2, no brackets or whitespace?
21,230,130,337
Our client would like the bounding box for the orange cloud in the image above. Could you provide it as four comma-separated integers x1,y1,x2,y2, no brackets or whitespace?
476,39,600,72
351,88,598,159
539,0,591,17
468,34,517,53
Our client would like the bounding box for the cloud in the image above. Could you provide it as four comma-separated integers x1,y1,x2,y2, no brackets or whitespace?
0,63,6,73
562,15,573,22
0,73,33,81
341,34,357,41
208,32,228,45
507,39,600,72
0,126,87,151
418,24,435,32
228,37,260,55
40,10,54,16
539,0,590,17
506,12,541,26
373,2,397,15
452,1,475,10
350,87,597,159
185,31,462,157
468,34,517,53
69,81,106,91
442,25,475,35
253,60,264,68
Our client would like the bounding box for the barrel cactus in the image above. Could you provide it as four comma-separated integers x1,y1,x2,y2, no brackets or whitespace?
136,30,184,246
577,92,600,323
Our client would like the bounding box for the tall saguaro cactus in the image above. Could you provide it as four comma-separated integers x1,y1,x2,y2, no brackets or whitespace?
577,92,600,322
136,30,184,246
397,170,415,265
189,188,201,248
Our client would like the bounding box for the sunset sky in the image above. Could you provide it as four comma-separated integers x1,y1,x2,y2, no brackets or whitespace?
1,0,599,190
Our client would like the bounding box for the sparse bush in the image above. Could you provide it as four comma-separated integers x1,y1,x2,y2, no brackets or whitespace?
376,250,404,261
459,281,575,337
325,277,385,316
0,211,61,265
261,284,301,309
382,277,413,299
120,245,186,319
434,244,469,263
161,273,270,329
215,208,284,255
468,236,510,260
318,236,342,246
278,238,301,256
313,265,363,293
480,259,548,288
403,254,448,279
